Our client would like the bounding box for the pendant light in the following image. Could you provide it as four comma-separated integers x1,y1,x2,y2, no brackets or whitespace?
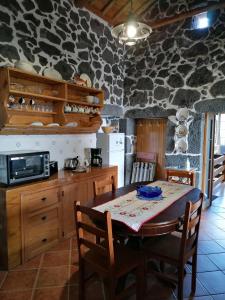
111,0,152,46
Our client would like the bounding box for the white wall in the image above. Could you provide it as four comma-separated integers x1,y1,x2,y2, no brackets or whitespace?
0,134,96,169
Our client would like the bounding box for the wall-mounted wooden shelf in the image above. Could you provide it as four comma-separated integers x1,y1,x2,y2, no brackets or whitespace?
0,67,104,134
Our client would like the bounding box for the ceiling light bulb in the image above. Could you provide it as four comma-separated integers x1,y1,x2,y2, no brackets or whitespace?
126,23,137,38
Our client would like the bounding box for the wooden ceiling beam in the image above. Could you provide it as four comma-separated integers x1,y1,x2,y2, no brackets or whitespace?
150,2,225,29
102,0,115,15
112,0,130,22
135,0,155,18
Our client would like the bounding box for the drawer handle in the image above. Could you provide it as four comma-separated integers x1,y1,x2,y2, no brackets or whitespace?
42,238,47,243
41,216,47,221
41,197,47,201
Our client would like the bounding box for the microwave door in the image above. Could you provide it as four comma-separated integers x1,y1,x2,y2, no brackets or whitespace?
9,155,45,183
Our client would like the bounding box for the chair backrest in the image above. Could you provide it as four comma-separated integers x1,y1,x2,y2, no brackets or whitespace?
74,202,115,271
179,193,204,262
94,176,116,197
166,170,195,186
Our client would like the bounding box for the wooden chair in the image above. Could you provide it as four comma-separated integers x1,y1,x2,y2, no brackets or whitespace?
94,176,116,197
166,169,195,186
74,202,144,300
143,193,204,300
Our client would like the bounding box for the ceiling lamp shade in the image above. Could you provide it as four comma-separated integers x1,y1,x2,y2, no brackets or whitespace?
111,2,152,46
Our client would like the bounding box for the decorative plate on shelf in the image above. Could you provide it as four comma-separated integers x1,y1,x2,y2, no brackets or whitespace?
175,139,188,153
176,108,189,121
175,124,188,138
80,73,92,88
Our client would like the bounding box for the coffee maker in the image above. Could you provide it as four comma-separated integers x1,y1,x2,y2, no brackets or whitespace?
91,148,102,167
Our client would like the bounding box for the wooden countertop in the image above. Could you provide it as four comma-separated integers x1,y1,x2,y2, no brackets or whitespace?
0,165,118,193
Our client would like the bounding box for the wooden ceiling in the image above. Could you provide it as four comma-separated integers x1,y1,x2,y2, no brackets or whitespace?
75,0,156,26
75,0,225,30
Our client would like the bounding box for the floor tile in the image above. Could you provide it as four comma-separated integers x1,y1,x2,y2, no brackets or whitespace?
187,255,219,273
198,241,225,254
0,271,7,287
70,249,79,266
41,250,70,267
49,238,71,252
33,286,68,300
15,255,42,270
0,289,32,300
215,239,225,249
208,253,225,270
198,271,225,294
36,266,69,288
0,269,37,291
68,265,79,286
176,273,209,298
212,294,225,300
184,297,213,300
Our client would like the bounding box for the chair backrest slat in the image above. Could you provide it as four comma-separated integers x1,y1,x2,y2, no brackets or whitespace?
79,222,106,238
80,237,107,256
179,193,204,262
94,176,116,197
74,202,115,271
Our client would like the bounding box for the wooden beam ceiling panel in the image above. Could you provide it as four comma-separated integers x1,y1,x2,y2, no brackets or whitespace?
149,2,225,29
75,0,225,31
112,0,130,23
102,0,115,15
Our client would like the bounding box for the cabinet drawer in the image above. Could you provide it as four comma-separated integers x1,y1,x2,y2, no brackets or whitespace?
22,188,59,212
25,228,60,260
28,207,59,228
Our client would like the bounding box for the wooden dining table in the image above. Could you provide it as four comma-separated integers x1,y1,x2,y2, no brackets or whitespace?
92,181,202,238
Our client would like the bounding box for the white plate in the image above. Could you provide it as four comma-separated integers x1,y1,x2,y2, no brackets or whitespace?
31,122,43,126
65,122,78,127
47,123,60,127
80,73,92,88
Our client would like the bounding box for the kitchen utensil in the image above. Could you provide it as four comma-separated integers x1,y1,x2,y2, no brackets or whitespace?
14,61,36,74
102,126,113,133
90,148,102,167
80,73,92,87
64,156,80,170
43,68,62,80
86,95,94,104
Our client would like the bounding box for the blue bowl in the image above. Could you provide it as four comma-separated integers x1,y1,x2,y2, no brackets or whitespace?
137,185,162,199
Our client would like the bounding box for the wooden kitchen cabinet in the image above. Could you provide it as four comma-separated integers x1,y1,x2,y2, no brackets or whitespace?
0,166,117,270
21,187,62,261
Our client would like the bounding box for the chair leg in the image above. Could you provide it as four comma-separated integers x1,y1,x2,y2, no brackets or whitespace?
79,260,85,300
191,253,197,295
136,263,146,300
177,266,184,300
103,278,116,300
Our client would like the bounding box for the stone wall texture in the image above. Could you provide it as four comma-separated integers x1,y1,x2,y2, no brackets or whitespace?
124,1,225,115
123,0,225,182
0,0,124,106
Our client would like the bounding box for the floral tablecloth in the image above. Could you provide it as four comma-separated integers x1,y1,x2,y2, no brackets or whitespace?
93,181,193,232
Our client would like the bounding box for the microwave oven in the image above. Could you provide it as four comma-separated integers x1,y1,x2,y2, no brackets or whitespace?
0,150,50,186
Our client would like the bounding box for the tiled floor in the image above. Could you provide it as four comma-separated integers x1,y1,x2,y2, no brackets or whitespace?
2,187,225,299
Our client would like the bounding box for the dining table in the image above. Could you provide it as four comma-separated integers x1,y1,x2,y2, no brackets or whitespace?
92,181,202,238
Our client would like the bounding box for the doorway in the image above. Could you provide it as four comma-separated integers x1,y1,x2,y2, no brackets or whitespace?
136,119,167,179
202,113,225,205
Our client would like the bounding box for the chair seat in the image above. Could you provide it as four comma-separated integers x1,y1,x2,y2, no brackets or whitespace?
143,234,182,264
84,243,142,278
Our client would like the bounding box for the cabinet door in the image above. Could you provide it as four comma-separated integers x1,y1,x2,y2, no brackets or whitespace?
61,184,77,238
61,182,89,238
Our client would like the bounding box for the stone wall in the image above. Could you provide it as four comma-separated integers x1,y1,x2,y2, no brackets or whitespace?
0,0,124,106
123,1,225,186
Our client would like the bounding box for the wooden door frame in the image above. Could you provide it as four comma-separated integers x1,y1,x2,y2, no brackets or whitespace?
201,113,215,206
